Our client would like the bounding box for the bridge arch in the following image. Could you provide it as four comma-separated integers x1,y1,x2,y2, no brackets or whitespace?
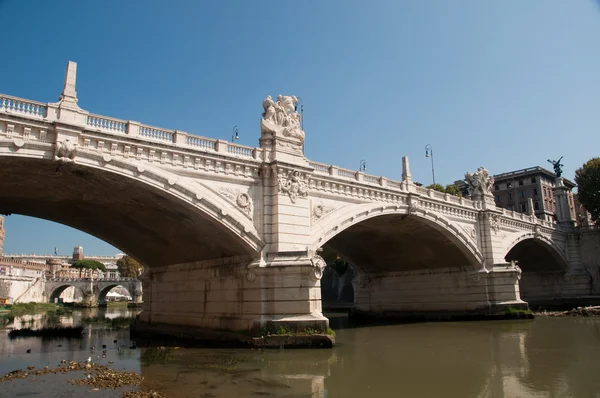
47,284,85,303
504,232,569,272
309,203,482,274
0,146,263,268
97,284,132,303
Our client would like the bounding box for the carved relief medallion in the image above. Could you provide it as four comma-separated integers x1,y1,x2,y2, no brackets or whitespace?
218,187,253,218
312,203,335,221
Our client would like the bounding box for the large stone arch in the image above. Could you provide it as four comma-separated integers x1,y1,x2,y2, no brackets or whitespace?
309,203,482,274
0,146,263,268
503,232,569,272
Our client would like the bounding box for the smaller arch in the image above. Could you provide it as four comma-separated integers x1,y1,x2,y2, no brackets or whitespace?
504,233,569,272
47,284,85,303
97,284,133,303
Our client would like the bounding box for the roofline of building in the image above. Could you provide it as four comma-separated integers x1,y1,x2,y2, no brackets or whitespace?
493,166,575,188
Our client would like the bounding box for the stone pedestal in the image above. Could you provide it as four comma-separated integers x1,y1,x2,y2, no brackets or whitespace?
553,177,575,227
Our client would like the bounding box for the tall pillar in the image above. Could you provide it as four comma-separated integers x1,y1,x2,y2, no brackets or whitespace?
554,177,575,227
255,95,328,332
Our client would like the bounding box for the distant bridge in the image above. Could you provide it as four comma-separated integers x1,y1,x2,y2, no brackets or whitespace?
45,277,142,306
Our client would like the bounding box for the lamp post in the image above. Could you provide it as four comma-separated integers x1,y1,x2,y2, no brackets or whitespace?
231,126,239,143
359,160,367,172
424,144,436,186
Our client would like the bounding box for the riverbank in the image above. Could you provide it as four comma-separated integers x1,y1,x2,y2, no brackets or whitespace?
0,303,63,316
536,306,600,317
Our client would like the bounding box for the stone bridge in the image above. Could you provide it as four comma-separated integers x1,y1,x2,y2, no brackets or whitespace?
1,61,598,337
45,277,142,306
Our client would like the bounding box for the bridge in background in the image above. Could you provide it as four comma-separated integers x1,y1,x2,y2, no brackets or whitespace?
45,277,142,306
1,61,598,338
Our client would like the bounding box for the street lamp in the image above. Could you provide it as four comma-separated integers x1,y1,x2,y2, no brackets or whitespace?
231,126,239,142
359,160,367,172
424,144,436,185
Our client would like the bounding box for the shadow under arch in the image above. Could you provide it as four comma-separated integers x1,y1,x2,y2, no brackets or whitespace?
311,205,482,274
504,234,568,272
0,156,261,268
48,284,84,303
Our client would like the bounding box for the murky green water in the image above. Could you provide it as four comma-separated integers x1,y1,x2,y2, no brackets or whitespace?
2,310,600,397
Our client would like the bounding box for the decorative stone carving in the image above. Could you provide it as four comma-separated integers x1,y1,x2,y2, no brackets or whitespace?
310,255,327,280
490,214,500,234
54,139,77,162
407,200,420,215
218,187,253,217
464,167,494,199
312,203,335,221
278,170,308,203
245,269,256,282
261,95,305,143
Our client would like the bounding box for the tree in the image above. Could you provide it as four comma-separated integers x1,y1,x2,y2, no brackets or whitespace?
70,260,106,278
116,255,143,278
444,184,463,197
426,183,446,193
426,183,462,197
575,158,600,222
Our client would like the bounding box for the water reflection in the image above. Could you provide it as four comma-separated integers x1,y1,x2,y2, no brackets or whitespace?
2,311,600,397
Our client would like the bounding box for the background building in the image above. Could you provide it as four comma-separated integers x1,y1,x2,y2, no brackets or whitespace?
492,166,576,222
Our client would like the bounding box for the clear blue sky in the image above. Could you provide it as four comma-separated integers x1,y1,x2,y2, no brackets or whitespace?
1,0,599,256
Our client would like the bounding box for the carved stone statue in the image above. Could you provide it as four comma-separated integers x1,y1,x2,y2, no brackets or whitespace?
547,156,563,178
54,139,78,162
261,94,305,143
464,167,494,199
279,170,308,203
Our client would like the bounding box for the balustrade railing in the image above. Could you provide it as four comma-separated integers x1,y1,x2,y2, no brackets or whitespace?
139,124,174,143
0,95,47,118
337,168,356,179
363,174,380,184
186,136,217,151
87,114,127,133
227,143,253,158
309,161,330,174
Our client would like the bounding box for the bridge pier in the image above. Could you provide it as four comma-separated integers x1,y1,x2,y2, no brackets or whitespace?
135,255,331,346
351,262,528,320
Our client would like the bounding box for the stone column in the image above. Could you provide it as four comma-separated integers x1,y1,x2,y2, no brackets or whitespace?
553,177,575,227
256,95,328,332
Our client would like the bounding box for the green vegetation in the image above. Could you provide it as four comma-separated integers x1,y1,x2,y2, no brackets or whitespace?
0,303,63,316
426,183,463,197
116,255,144,278
327,327,336,336
140,347,173,366
82,316,135,329
575,157,600,222
8,326,83,339
70,260,106,278
504,306,533,317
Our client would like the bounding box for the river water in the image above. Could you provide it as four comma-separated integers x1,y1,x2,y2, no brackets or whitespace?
1,309,600,397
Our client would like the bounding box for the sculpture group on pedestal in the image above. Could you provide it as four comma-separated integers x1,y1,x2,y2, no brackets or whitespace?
261,95,304,143
464,167,494,199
